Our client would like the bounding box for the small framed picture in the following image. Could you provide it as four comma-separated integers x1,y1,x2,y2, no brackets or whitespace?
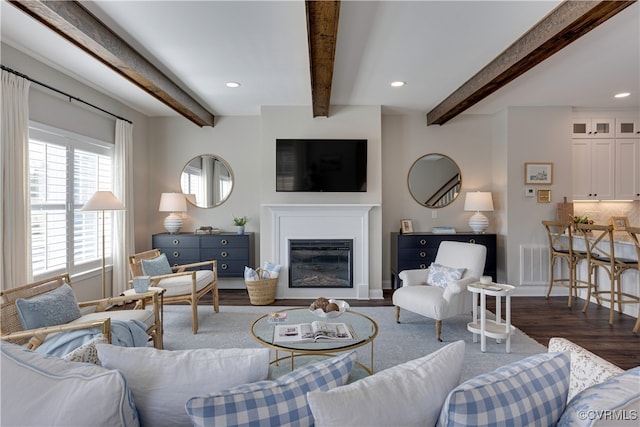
525,162,553,185
537,189,551,203
611,216,629,231
400,219,413,234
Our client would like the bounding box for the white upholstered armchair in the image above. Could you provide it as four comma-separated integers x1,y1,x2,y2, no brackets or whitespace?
393,241,487,341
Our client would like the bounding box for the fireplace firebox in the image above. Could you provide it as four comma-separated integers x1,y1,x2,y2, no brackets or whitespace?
289,239,353,288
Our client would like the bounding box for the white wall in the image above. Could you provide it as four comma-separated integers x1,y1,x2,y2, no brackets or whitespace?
259,106,383,297
503,107,573,291
381,113,496,285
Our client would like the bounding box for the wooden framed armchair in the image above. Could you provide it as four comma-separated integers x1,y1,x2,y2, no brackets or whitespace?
1,273,163,350
128,249,218,334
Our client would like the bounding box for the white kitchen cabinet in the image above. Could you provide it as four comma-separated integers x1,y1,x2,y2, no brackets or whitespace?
572,139,615,200
615,116,640,138
572,118,615,138
615,139,640,200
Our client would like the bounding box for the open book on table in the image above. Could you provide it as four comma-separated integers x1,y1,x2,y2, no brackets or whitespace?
273,321,354,343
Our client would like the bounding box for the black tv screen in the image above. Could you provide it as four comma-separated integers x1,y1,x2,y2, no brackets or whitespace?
276,139,367,192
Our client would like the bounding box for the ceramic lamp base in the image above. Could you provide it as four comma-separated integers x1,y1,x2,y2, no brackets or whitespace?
468,211,489,234
164,212,183,234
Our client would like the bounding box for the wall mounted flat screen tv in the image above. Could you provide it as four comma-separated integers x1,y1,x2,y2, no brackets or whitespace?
276,139,367,192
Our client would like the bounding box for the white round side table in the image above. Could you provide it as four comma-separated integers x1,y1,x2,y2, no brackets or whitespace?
467,282,516,353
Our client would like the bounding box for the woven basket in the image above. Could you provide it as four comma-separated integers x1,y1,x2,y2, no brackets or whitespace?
246,268,278,305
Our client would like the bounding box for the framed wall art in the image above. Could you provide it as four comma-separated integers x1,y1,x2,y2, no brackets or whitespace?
524,162,553,185
537,189,551,203
400,219,413,234
611,216,629,231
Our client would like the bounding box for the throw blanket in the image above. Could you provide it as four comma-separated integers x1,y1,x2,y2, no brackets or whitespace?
35,319,149,357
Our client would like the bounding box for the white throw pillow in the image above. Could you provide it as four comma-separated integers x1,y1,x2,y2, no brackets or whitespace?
427,263,466,288
96,344,270,427
307,340,465,427
1,341,139,427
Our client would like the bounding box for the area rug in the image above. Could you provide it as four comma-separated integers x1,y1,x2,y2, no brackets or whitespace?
161,305,547,381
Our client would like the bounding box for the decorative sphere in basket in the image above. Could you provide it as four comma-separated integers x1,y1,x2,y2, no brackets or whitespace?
309,298,349,318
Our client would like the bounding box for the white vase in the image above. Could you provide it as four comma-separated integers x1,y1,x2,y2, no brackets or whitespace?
236,225,245,235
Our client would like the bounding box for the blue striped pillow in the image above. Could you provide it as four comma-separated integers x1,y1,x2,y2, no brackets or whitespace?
186,351,356,427
439,352,570,426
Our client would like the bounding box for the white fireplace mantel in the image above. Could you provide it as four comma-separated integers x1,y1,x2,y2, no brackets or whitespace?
262,204,377,299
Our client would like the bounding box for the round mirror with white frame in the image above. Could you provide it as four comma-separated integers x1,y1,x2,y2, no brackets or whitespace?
408,153,461,208
180,154,234,208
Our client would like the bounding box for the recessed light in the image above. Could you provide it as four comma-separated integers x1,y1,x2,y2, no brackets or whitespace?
614,92,630,98
226,82,240,88
390,81,406,87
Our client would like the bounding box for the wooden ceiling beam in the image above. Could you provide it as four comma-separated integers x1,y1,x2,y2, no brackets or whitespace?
306,0,341,118
427,0,636,126
9,0,215,127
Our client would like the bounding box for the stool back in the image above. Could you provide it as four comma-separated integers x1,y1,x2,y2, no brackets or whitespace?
542,220,576,256
625,226,640,263
576,223,615,264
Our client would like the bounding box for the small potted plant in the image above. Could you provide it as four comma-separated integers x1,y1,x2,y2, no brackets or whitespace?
233,215,248,235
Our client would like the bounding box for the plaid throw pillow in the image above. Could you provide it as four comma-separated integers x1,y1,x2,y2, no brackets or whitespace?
439,352,570,426
186,351,356,427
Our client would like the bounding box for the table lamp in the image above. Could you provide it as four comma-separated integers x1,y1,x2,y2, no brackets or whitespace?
81,191,125,298
464,191,494,234
159,192,187,234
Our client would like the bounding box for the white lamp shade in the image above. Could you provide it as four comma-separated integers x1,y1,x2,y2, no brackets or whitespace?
464,191,494,212
81,191,125,211
159,193,187,212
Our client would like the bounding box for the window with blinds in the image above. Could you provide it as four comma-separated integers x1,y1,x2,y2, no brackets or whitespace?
29,123,114,279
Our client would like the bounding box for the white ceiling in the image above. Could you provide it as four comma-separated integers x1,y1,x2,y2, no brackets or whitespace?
1,0,638,121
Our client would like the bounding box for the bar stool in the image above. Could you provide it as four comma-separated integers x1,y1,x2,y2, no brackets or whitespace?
577,223,639,326
624,226,640,334
542,220,589,307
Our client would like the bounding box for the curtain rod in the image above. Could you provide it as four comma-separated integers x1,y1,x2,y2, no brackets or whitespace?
1,64,132,124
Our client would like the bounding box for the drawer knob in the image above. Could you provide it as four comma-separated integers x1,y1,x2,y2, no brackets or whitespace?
221,251,228,258
419,264,427,269
469,238,476,244
172,239,179,245
172,251,180,258
419,239,427,246
221,263,228,270
419,251,427,258
221,239,228,246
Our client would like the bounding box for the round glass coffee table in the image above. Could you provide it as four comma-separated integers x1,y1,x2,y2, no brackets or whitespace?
251,307,379,374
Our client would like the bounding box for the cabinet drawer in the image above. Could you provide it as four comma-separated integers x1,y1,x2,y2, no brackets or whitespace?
398,248,437,262
217,260,248,277
201,247,248,261
200,235,248,248
159,248,200,265
398,260,431,271
153,234,200,248
398,235,441,248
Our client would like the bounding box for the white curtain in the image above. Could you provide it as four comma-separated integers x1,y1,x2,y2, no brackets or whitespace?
113,119,135,296
1,71,31,290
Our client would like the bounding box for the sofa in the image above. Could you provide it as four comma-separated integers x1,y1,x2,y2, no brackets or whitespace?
1,337,638,427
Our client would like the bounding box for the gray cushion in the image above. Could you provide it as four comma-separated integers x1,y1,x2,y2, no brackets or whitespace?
140,253,172,276
15,284,82,330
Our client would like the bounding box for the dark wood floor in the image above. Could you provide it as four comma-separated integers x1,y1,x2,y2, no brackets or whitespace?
213,289,639,370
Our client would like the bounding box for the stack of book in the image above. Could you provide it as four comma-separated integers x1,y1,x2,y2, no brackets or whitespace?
432,226,456,234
